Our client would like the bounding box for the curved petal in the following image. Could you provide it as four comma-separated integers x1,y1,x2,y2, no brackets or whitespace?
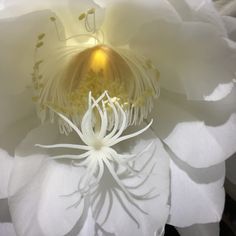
0,0,105,41
0,223,16,236
103,0,181,46
0,90,38,160
222,16,236,41
131,19,236,100
91,128,170,236
8,123,87,236
0,0,54,17
168,155,225,227
165,114,236,168
225,154,236,201
226,154,236,186
167,0,227,36
0,10,63,95
176,223,219,236
150,89,236,168
0,153,13,199
215,0,236,16
0,199,11,223
186,0,227,34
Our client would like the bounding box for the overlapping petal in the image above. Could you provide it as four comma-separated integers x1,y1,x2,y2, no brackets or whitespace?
0,10,62,95
130,19,236,100
0,223,16,236
8,120,170,236
168,156,225,227
177,223,220,236
0,152,13,199
102,0,181,46
150,89,236,168
0,1,235,235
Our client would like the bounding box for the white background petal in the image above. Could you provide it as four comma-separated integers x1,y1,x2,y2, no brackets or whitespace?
176,223,220,236
103,0,181,46
165,114,236,168
90,128,170,236
131,19,236,100
0,10,62,95
0,199,11,223
150,89,236,168
9,123,88,236
0,223,16,236
0,152,13,199
168,155,225,227
226,154,236,185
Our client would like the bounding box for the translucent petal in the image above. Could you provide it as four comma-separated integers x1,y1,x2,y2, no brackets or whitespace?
0,92,37,160
131,20,236,100
226,154,236,185
0,152,13,199
0,223,16,236
0,0,105,41
225,154,236,200
0,10,62,95
0,199,11,223
222,16,236,41
8,123,86,236
103,0,181,46
92,128,170,236
165,115,236,168
176,223,220,236
185,0,227,34
150,89,236,168
168,157,225,227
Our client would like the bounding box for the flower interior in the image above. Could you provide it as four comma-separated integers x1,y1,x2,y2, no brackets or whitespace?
31,14,160,133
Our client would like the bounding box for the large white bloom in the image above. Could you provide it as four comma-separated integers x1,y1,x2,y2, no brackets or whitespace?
0,0,236,236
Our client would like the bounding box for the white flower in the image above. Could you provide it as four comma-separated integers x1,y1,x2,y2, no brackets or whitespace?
0,0,236,236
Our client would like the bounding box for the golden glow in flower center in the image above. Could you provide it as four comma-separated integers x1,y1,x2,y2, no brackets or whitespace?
32,29,160,133
90,47,108,73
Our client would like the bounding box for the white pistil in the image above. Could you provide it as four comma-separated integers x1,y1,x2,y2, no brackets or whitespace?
36,92,154,203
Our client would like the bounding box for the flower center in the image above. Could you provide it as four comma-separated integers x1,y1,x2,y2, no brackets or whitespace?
92,139,104,151
90,47,108,73
32,33,160,133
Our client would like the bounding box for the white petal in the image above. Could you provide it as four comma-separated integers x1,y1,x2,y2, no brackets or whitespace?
225,154,236,200
188,0,227,34
176,223,219,236
0,91,37,162
8,123,86,236
150,89,236,168
1,0,105,41
168,157,225,227
0,10,62,95
168,0,227,35
0,0,4,10
179,22,236,100
0,199,11,223
0,153,13,199
131,20,236,100
0,0,53,17
165,114,236,168
226,154,236,185
215,0,236,16
204,81,235,101
0,223,16,236
103,0,181,46
0,91,35,134
222,16,236,41
92,128,170,236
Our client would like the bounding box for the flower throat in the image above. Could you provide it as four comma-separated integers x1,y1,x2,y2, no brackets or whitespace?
31,14,160,133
